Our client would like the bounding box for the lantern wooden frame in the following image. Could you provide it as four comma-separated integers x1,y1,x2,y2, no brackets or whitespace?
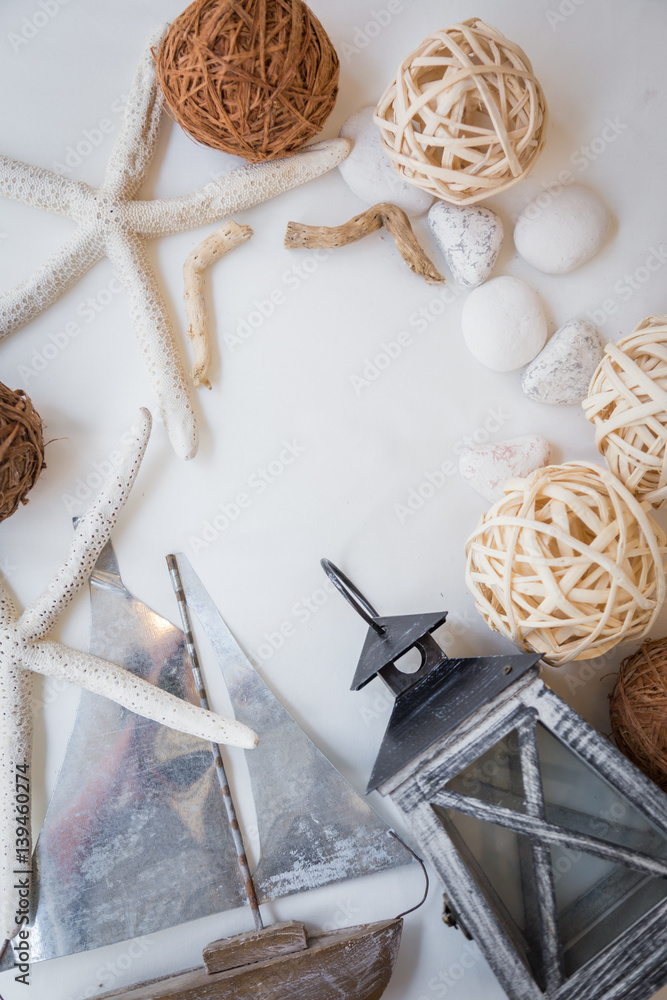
381,669,667,1000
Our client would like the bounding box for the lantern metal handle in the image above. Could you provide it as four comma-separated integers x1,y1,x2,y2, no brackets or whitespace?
320,559,385,634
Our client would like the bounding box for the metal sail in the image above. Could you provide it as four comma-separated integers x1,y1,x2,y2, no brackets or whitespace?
17,541,246,966
175,555,410,902
1,546,409,971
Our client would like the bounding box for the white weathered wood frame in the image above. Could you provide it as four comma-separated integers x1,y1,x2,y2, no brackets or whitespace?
381,670,667,1000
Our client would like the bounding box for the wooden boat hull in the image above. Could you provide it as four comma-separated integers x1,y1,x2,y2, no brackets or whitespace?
96,918,403,1000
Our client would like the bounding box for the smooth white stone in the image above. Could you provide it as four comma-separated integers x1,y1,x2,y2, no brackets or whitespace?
514,184,611,273
459,435,551,503
338,106,435,216
522,319,604,404
428,202,503,287
462,276,548,372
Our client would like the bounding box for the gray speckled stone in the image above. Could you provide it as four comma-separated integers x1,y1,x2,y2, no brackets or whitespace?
522,319,604,404
338,106,434,216
459,435,551,502
428,202,504,287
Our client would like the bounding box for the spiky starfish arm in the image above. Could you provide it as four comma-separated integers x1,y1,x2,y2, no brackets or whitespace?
19,408,152,641
102,25,165,200
0,409,259,942
0,154,88,216
25,642,257,749
106,234,197,461
0,227,104,339
127,139,351,238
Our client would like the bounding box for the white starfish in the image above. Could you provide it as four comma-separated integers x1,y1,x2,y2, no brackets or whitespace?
0,26,349,460
0,408,258,946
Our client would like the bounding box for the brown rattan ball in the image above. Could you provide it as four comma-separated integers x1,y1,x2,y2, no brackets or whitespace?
0,384,45,523
610,636,667,791
465,462,667,666
374,18,548,205
155,0,340,163
584,314,667,508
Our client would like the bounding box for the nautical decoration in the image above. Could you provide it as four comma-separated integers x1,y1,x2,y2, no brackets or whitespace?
0,411,256,955
323,559,667,1000
3,550,411,1000
0,383,45,522
0,25,349,460
284,204,445,284
584,315,667,506
374,19,547,205
155,0,340,162
610,636,667,791
465,462,667,665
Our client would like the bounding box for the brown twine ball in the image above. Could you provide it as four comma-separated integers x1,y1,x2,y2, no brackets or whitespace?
610,636,667,791
374,18,548,205
0,383,45,523
155,0,340,163
584,314,667,508
465,462,667,666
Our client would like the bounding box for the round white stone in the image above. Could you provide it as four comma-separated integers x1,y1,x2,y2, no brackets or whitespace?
522,319,604,404
459,435,551,503
462,276,548,372
338,106,434,216
514,184,611,274
428,202,503,287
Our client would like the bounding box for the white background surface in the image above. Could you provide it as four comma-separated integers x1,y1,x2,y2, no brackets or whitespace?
1,0,667,998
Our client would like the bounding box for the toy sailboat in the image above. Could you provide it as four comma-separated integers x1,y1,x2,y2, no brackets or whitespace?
1,545,411,999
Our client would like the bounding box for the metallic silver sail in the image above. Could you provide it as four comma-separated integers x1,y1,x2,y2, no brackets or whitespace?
2,546,409,969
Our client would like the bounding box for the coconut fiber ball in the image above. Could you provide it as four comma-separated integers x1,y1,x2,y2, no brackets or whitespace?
465,462,667,666
610,637,667,791
0,383,45,522
155,0,340,162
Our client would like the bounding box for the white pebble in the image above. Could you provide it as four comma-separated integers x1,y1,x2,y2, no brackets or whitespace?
462,276,547,372
514,184,611,273
460,435,551,503
428,202,503,287
522,319,604,404
338,107,434,216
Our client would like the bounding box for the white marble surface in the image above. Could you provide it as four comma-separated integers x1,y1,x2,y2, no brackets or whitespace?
1,1,667,999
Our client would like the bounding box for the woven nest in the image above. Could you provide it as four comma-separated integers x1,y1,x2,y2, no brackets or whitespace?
584,314,667,508
465,462,667,666
155,0,340,162
374,18,548,205
0,383,45,522
610,636,667,791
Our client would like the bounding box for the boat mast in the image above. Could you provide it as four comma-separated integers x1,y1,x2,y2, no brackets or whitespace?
167,555,263,932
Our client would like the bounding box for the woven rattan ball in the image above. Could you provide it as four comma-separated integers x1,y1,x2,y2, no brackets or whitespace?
465,462,667,666
584,315,667,508
374,18,547,205
155,0,340,163
0,383,45,522
610,637,667,790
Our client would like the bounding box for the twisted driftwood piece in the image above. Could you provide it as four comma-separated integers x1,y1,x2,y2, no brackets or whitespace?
284,203,445,285
183,220,253,389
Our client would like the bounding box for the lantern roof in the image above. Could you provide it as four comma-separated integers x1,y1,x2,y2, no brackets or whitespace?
352,611,448,690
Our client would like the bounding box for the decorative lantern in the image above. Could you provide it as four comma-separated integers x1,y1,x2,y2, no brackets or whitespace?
322,560,667,1000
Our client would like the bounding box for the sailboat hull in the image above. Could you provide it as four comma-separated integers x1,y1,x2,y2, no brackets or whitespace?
95,919,403,1000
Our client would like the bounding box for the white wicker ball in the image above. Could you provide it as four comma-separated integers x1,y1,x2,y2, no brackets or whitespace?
374,18,548,205
584,315,667,507
465,462,667,666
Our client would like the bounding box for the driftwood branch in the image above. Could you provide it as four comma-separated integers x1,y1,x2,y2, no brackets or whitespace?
183,220,253,389
284,203,445,285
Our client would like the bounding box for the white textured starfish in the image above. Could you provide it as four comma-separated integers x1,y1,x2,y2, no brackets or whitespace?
0,408,257,945
0,26,349,460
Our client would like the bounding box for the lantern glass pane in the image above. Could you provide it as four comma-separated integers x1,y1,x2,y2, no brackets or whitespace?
445,728,525,811
536,723,667,975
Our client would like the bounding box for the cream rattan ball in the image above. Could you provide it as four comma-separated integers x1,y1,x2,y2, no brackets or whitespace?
465,462,667,666
374,18,548,205
584,315,667,508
